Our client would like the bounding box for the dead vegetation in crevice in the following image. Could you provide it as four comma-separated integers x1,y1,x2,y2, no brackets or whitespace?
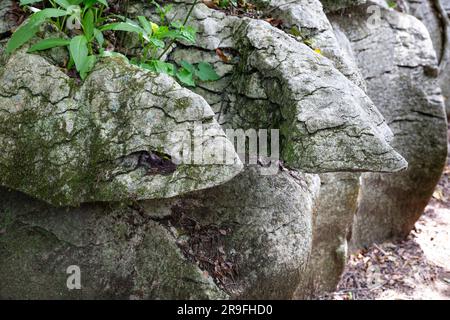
158,203,240,294
202,0,261,18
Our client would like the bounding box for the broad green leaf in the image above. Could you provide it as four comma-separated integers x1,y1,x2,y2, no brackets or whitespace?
89,0,108,6
83,0,97,7
6,22,40,54
100,22,144,35
19,0,43,5
157,29,182,40
33,8,69,20
148,37,165,48
6,8,69,53
54,0,71,9
129,57,140,65
138,16,152,35
153,25,170,39
170,21,183,29
82,9,95,40
196,62,220,81
151,60,177,76
179,26,196,43
70,35,88,73
180,61,195,74
143,60,176,76
93,28,104,48
6,8,67,54
28,38,71,52
79,55,96,80
176,68,195,87
154,26,196,43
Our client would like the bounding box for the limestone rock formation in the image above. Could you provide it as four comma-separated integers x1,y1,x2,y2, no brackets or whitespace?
443,0,450,12
403,0,450,117
295,173,360,298
258,0,366,88
0,187,227,299
0,51,243,206
2,0,447,300
330,3,448,247
0,167,320,299
162,1,407,297
161,1,407,173
0,0,14,34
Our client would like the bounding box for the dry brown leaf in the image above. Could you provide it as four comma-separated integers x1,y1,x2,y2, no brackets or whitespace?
215,48,231,63
264,17,283,27
202,0,218,9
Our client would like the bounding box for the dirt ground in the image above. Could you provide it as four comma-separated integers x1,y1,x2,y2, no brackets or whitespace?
322,127,450,300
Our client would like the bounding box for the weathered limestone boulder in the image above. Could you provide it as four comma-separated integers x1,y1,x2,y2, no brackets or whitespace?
232,18,406,173
0,167,320,299
443,0,450,12
161,1,409,297
0,0,414,300
0,50,243,207
255,1,368,297
0,186,226,299
330,3,448,247
403,0,450,116
255,0,366,88
133,0,407,298
152,167,320,299
295,173,360,298
157,2,407,173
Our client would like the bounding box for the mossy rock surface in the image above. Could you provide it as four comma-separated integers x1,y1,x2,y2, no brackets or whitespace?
0,52,242,207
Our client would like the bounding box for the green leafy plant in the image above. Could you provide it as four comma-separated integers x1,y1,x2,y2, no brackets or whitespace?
6,0,220,86
175,61,220,87
386,0,397,9
104,1,219,87
7,0,110,79
218,0,238,9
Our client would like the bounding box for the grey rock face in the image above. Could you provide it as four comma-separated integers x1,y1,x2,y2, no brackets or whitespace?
331,4,448,247
1,0,434,301
443,0,450,12
157,167,320,299
0,0,15,34
295,173,360,298
0,187,226,300
0,52,242,206
132,0,406,298
231,18,406,173
158,2,407,173
165,2,407,296
262,1,366,297
0,167,320,299
262,0,366,88
403,0,450,116
320,0,367,11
